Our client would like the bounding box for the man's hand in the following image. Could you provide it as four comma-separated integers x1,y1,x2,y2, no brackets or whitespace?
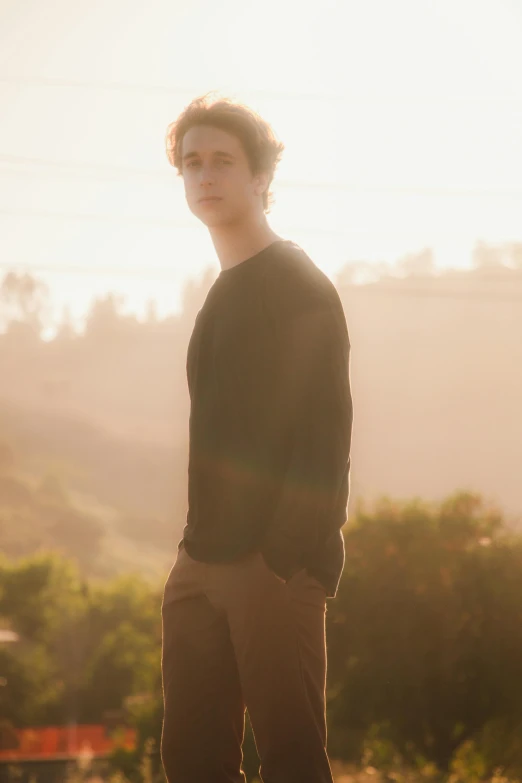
259,552,287,585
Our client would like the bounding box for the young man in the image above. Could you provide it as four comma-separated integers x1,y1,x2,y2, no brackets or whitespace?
160,93,353,783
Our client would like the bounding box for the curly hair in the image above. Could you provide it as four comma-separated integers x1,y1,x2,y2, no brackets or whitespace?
165,92,285,213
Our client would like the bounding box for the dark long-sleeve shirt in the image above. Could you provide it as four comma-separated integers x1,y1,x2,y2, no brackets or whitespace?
178,239,353,598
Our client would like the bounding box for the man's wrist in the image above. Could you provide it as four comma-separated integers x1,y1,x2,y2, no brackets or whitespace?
260,548,301,583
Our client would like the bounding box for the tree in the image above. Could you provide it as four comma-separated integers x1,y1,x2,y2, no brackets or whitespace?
55,305,77,342
84,293,126,339
326,491,520,769
0,271,51,334
0,553,162,727
396,248,435,277
505,242,522,270
471,241,504,270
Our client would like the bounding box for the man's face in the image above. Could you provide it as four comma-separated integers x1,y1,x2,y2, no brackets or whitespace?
180,125,268,227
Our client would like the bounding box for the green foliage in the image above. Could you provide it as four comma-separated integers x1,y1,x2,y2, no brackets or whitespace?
0,420,181,578
0,448,104,572
360,721,406,770
448,740,488,782
0,643,61,724
447,718,522,780
326,491,522,768
0,551,162,727
3,490,522,779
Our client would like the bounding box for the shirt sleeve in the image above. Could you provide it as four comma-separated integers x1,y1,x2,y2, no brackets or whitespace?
260,295,353,582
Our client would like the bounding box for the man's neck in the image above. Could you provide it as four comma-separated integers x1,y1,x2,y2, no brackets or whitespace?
208,214,282,272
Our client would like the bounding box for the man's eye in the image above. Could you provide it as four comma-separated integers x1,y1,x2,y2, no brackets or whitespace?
187,161,199,168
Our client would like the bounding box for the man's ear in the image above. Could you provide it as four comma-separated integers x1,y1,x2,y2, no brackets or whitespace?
254,171,270,197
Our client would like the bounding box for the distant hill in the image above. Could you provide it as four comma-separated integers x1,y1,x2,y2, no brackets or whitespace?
0,399,186,583
338,266,522,522
0,397,187,519
1,260,521,583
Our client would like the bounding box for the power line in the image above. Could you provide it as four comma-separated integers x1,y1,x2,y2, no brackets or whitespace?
0,205,387,236
2,154,522,199
0,154,171,182
3,207,513,240
3,78,522,103
0,78,343,101
0,206,190,228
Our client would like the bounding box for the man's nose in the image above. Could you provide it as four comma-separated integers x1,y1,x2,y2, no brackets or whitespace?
198,165,215,186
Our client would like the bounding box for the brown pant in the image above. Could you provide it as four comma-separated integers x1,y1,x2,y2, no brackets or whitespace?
160,544,334,783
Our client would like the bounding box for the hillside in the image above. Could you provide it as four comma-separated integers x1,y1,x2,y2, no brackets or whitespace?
1,259,521,583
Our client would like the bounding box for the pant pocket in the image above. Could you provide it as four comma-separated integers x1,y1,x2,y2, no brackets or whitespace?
258,551,288,585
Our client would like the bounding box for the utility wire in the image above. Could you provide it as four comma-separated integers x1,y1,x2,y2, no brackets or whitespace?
2,154,522,198
0,206,191,228
3,78,522,103
3,207,511,240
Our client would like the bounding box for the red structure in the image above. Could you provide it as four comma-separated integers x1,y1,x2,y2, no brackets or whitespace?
0,724,137,762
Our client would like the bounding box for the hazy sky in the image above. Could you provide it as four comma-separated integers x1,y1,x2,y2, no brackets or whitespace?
1,0,522,331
